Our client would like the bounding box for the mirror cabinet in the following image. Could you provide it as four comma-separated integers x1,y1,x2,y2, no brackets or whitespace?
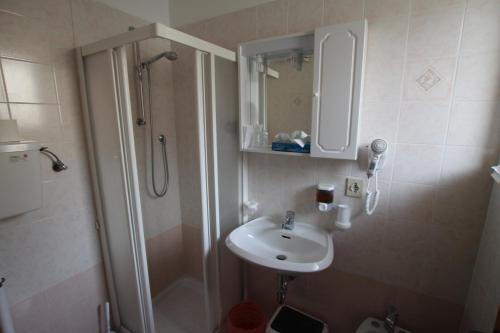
238,20,367,160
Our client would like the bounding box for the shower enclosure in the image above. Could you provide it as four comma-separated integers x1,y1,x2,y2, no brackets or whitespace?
76,23,242,333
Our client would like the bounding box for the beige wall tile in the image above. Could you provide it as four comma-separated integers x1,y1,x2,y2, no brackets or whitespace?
393,144,444,184
323,0,364,25
333,239,384,278
432,184,490,229
2,59,57,104
362,16,408,103
10,290,52,333
0,210,100,305
382,218,433,262
360,102,400,143
70,0,148,46
419,225,480,303
363,59,405,102
388,182,434,222
0,0,71,25
411,0,465,14
406,7,464,60
447,100,500,148
11,264,107,333
377,247,424,292
314,156,352,178
287,0,323,33
397,102,449,144
146,225,184,297
461,0,500,55
364,0,410,19
366,16,409,62
176,21,208,40
403,57,456,102
256,0,287,38
0,103,9,119
440,146,497,191
455,52,500,101
0,12,51,63
335,214,386,250
204,8,257,50
9,104,63,144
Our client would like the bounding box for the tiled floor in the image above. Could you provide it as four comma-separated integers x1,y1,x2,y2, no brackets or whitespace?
153,277,207,333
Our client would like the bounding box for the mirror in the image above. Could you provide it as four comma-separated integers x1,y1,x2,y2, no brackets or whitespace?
243,48,314,152
264,52,313,140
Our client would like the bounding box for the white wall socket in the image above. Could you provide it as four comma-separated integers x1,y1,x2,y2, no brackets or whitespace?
345,177,364,198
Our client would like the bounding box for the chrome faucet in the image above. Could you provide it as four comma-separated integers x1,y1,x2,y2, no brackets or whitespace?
282,211,295,230
384,306,398,333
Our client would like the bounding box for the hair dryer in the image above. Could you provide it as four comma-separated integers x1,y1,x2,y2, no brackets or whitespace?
365,139,388,215
367,139,388,178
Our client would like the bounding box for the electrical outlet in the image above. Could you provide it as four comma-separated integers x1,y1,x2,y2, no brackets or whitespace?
345,177,364,198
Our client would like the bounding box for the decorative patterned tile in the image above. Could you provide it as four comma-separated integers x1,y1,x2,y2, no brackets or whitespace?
416,68,441,91
404,58,456,101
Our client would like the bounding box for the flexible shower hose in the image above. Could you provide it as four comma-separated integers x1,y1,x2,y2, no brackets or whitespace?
146,65,169,197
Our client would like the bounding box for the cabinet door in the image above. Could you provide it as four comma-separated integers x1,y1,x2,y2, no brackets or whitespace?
310,20,366,160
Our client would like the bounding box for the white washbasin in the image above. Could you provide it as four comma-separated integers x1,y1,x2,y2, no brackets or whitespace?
225,216,334,274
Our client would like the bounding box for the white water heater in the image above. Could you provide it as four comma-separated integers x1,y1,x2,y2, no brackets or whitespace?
0,141,42,220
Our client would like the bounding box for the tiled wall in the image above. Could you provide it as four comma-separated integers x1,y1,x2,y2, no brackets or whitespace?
171,41,204,230
0,0,146,331
178,0,500,330
0,2,205,331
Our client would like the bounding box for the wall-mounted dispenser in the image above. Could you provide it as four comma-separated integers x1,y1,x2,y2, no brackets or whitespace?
0,141,43,220
316,183,352,230
317,183,335,212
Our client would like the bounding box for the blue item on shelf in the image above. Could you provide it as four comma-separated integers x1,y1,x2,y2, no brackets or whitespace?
271,142,310,154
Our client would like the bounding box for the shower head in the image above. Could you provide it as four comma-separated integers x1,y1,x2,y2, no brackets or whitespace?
141,51,177,67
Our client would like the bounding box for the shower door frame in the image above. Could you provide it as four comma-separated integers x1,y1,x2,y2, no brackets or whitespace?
76,23,237,333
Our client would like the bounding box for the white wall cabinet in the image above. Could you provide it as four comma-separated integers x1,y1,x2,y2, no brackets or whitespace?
310,21,367,160
238,20,367,160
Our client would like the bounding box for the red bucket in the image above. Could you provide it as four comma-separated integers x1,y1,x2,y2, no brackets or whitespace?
227,301,266,333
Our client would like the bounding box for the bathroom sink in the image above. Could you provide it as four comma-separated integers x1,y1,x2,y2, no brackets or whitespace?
225,216,334,274
356,318,411,333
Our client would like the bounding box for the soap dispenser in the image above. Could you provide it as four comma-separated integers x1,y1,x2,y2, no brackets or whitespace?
316,184,335,212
